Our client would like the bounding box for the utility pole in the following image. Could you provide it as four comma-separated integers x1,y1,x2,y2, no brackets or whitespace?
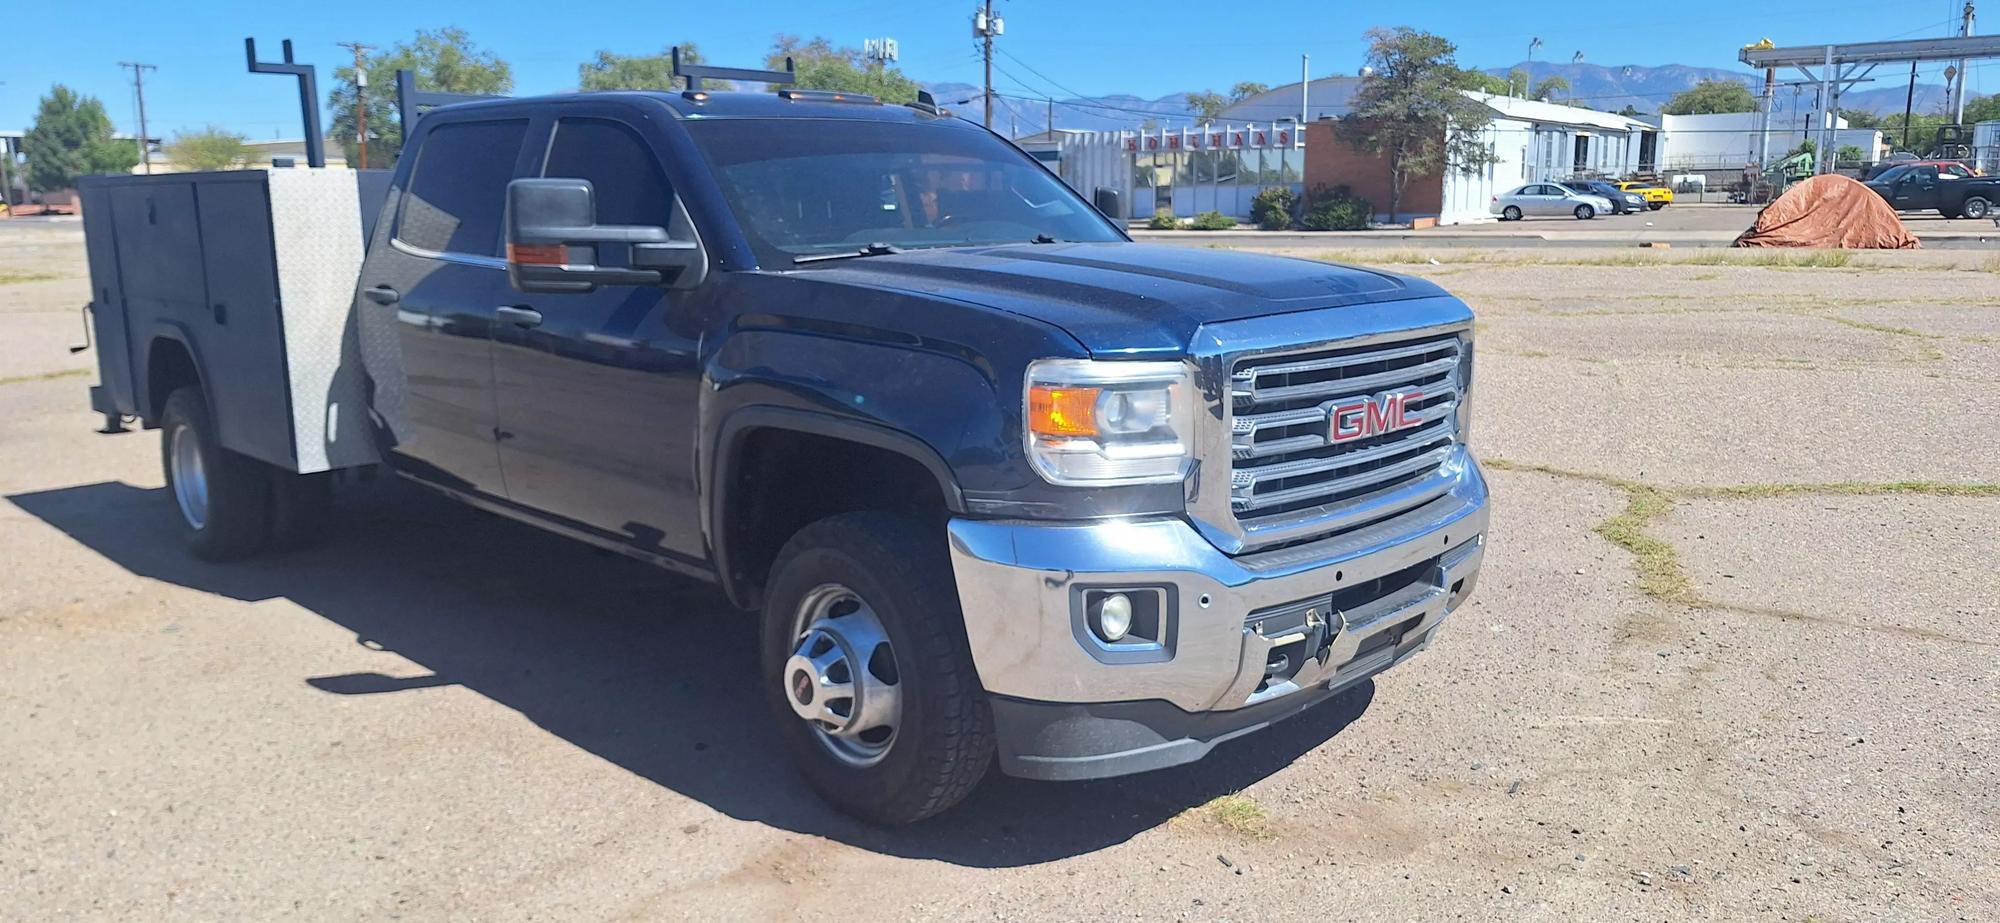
1950,1,1975,124
1046,96,1053,136
973,2,1002,129
1901,60,1918,152
119,62,157,173
1300,54,1309,124
338,41,374,169
0,80,11,212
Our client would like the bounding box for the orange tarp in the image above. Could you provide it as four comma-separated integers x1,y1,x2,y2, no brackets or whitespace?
1733,174,1919,249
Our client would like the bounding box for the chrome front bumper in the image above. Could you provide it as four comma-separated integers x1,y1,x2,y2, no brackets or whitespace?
947,459,1489,718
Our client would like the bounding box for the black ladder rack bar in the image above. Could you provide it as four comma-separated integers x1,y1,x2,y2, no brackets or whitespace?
395,70,508,133
245,38,325,168
672,47,795,91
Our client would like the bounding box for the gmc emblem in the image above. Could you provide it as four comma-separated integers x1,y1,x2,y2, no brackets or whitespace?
1329,390,1423,443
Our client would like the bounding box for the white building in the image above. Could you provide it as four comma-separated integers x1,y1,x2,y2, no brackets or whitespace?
1649,111,1881,170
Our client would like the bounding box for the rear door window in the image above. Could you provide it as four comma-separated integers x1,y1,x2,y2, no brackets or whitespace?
397,119,529,257
541,118,675,229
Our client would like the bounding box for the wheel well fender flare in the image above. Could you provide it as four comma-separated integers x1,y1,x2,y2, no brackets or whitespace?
706,406,966,609
141,322,209,423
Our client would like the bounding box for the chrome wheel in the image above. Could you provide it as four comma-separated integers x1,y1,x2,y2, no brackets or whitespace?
169,422,209,531
784,584,902,767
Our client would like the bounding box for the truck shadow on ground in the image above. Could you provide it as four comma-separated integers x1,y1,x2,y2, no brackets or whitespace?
9,477,1375,868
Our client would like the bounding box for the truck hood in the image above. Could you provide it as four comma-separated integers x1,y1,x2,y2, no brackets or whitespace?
789,242,1445,354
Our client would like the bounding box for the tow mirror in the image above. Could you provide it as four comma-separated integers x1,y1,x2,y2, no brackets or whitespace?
504,178,705,294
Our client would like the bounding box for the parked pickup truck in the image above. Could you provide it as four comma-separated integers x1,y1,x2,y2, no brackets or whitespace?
77,75,1488,824
1865,162,2000,219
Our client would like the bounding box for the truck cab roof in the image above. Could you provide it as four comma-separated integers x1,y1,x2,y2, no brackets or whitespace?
427,89,969,126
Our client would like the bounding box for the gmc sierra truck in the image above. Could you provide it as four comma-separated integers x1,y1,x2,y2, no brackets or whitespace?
77,60,1488,825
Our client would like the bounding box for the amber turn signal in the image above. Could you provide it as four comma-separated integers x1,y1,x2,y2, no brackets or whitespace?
506,243,567,266
1027,385,1101,437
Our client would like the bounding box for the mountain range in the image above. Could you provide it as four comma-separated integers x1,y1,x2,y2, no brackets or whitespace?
933,62,1958,136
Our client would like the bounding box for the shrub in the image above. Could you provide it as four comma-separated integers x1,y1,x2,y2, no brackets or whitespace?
1188,210,1237,230
1299,184,1372,231
1148,208,1183,230
1250,186,1296,230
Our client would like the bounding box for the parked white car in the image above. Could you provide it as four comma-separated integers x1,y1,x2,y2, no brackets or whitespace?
1492,183,1615,220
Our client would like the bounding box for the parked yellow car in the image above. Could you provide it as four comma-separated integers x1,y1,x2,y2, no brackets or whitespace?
1615,182,1673,210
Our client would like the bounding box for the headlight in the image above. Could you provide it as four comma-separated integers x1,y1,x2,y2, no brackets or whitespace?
1024,359,1193,486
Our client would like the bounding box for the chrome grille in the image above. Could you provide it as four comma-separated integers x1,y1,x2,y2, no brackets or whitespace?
1227,332,1463,539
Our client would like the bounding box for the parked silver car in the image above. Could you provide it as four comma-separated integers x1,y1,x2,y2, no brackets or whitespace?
1491,183,1614,220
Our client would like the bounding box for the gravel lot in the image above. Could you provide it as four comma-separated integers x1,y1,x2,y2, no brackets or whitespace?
2,222,1995,920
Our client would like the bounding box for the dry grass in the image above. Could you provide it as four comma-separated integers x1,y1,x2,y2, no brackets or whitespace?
1177,794,1275,840
0,367,89,387
0,270,60,285
1483,458,2000,610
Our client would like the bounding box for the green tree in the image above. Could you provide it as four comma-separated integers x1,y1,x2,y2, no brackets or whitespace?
1881,111,1946,151
327,28,513,167
1962,94,2000,125
765,35,922,103
1184,90,1229,121
1229,81,1269,101
1339,27,1498,225
1186,82,1275,122
165,126,250,171
1617,104,1642,117
21,85,137,191
1464,71,1513,96
1529,75,1570,102
1662,79,1755,115
1507,68,1530,96
579,43,731,91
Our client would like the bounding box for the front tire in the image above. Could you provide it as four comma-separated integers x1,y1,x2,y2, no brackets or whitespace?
160,388,271,561
1574,204,1596,220
761,512,994,825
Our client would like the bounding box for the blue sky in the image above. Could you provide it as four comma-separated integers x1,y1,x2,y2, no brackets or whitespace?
2,0,1983,138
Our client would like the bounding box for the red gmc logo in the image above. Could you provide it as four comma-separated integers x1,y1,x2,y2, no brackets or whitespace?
1329,390,1423,443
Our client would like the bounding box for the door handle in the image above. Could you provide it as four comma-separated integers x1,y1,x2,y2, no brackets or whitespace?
363,285,400,306
494,305,543,328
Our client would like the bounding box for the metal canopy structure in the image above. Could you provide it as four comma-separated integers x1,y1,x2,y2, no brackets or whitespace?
1739,35,2000,68
1741,33,2000,174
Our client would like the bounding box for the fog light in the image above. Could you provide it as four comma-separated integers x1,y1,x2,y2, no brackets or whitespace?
1095,593,1133,642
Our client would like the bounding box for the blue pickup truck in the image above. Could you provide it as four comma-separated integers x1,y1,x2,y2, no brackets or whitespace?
77,59,1488,825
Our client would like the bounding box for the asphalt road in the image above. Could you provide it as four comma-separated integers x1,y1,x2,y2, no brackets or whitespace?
2,223,1995,920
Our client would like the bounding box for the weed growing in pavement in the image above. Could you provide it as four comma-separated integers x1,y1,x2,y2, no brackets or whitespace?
0,368,90,387
1179,794,1275,840
1482,458,2000,623
0,271,59,285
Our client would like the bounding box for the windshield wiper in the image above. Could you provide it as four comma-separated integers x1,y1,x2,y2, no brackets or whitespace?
793,242,905,265
1031,234,1061,244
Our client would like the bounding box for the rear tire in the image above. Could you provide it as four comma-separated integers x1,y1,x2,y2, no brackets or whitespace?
159,388,271,561
1501,206,1522,221
1960,196,1990,220
1574,204,1596,220
761,512,994,826
1648,202,1664,211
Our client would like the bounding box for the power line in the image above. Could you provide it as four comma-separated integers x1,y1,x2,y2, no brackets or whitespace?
119,61,157,173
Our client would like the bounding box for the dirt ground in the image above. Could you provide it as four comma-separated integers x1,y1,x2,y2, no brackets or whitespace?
2,221,1995,921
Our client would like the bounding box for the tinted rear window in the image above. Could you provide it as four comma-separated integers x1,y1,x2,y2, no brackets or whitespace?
398,119,528,256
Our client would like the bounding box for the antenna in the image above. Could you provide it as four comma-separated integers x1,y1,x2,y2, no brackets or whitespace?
245,38,325,168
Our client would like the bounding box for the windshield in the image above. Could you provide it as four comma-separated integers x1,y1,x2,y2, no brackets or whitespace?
683,117,1124,266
